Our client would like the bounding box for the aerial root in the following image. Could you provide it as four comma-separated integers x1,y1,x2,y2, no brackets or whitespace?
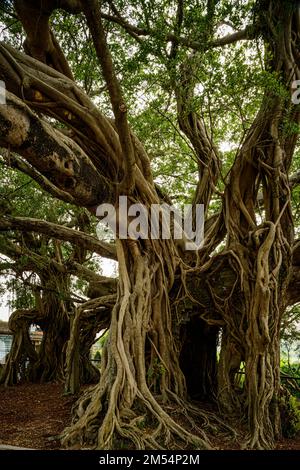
62,390,213,449
61,377,240,450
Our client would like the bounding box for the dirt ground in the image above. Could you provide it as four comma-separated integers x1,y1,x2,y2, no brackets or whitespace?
0,383,299,450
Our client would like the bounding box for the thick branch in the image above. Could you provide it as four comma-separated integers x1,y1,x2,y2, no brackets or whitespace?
173,62,220,217
88,242,300,307
0,215,116,260
67,260,113,282
185,241,300,315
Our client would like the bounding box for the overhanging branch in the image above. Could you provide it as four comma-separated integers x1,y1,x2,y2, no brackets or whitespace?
0,41,126,181
0,215,117,260
290,169,300,189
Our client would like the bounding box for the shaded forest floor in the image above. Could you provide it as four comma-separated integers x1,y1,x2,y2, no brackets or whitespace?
0,383,299,450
